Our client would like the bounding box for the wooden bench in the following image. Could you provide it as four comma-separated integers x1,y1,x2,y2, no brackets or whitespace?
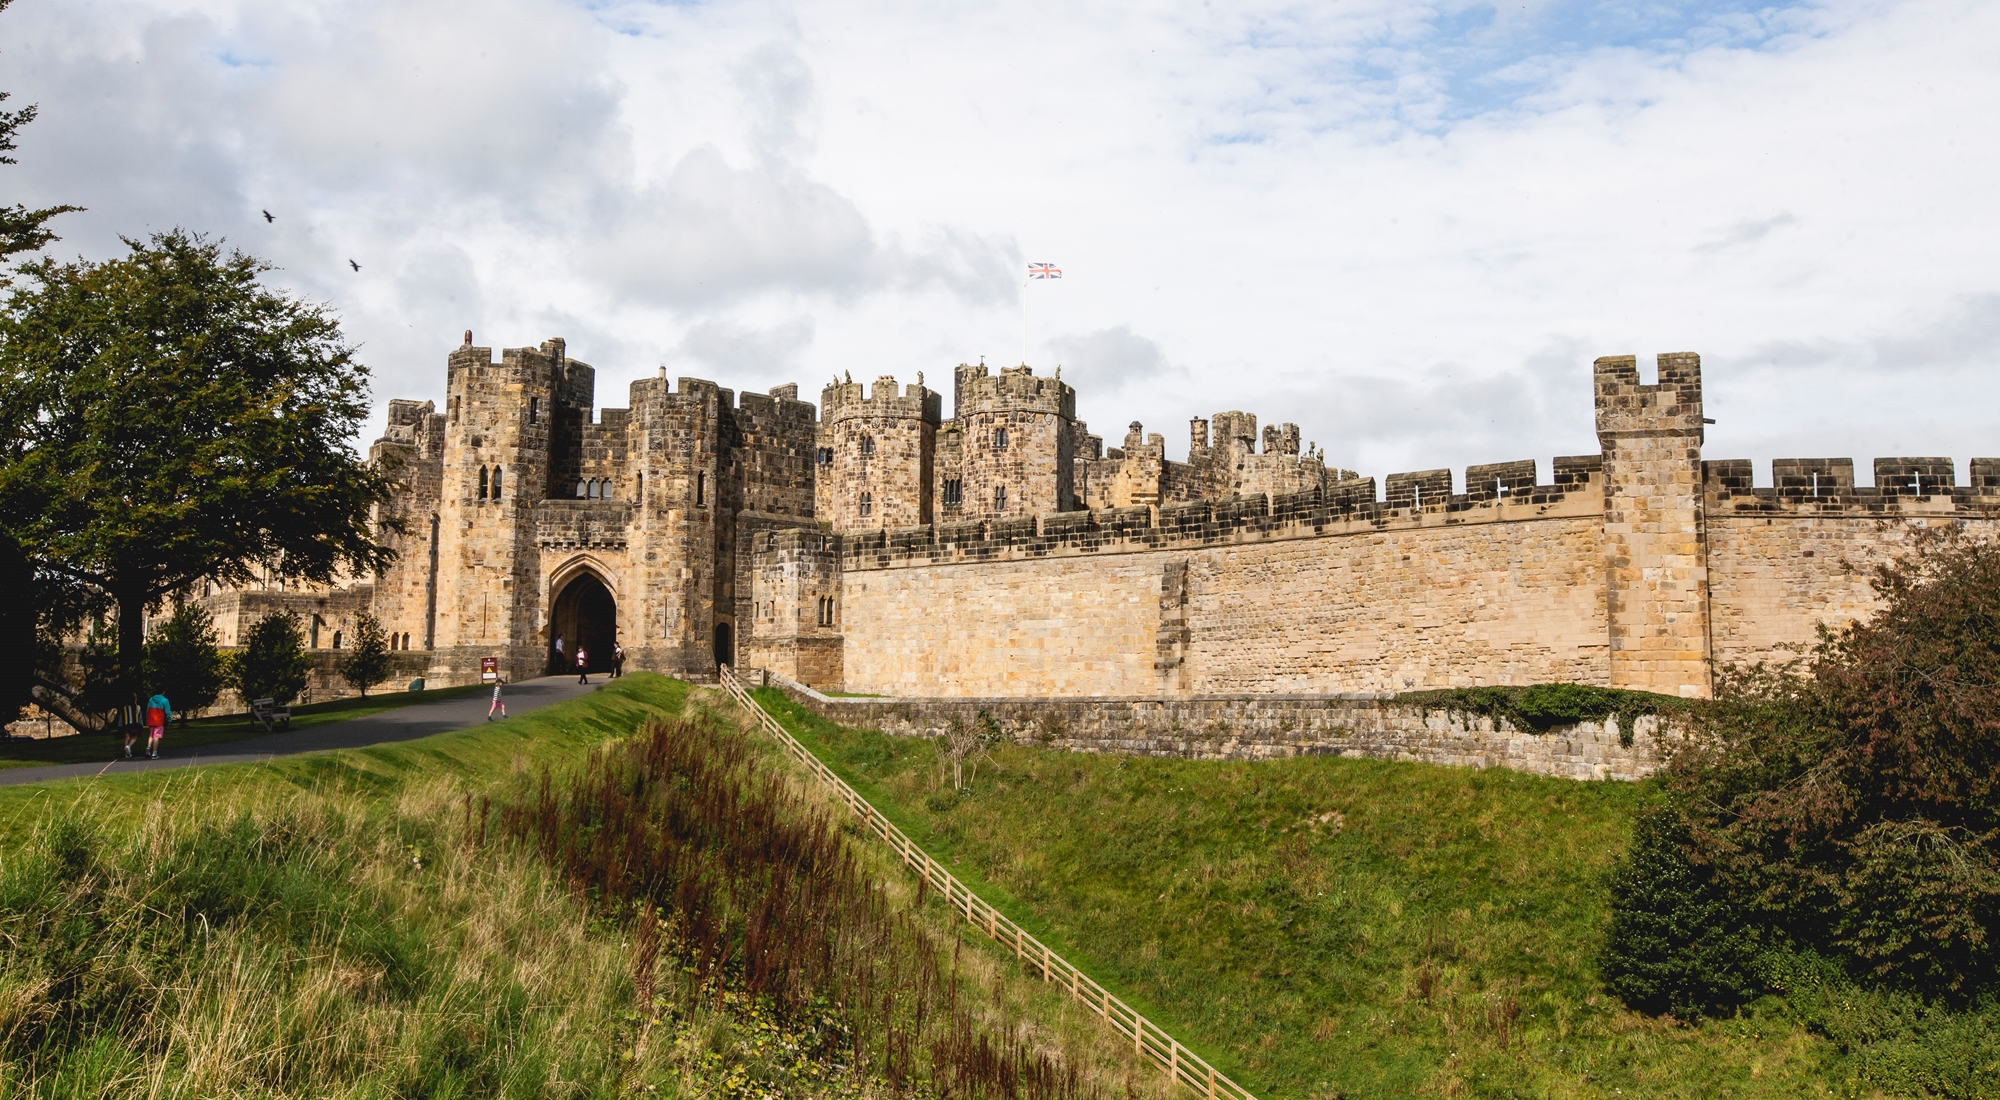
250,698,292,732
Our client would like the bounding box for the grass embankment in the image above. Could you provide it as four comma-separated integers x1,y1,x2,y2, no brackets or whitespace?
755,688,1997,1100
0,674,1168,1099
0,675,685,1096
0,682,487,769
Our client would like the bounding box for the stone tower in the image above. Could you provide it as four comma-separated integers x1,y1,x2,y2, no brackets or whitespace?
952,364,1078,517
620,374,726,673
816,375,942,532
1595,352,1711,699
429,337,565,676
366,398,446,653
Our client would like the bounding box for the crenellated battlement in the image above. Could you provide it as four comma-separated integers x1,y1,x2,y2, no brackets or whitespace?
1594,352,1704,443
952,363,1076,419
820,375,943,425
1706,457,2000,515
824,454,1610,572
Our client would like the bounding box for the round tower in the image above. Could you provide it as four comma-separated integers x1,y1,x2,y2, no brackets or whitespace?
816,374,942,532
952,364,1077,518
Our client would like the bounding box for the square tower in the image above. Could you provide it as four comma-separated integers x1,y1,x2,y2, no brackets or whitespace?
1595,352,1711,699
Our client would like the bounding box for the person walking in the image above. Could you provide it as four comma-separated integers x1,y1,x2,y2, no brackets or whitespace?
486,676,507,721
612,642,624,678
121,696,144,759
575,647,589,685
143,691,171,759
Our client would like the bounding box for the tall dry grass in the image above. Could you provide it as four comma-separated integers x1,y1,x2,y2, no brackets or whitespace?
0,690,1167,1100
499,704,1114,1100
0,779,639,1098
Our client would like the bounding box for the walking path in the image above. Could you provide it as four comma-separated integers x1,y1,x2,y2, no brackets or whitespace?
0,676,603,787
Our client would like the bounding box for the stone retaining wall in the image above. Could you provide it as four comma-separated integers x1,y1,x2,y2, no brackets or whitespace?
766,676,1668,781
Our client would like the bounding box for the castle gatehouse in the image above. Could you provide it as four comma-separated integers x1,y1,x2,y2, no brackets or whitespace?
196,338,2000,702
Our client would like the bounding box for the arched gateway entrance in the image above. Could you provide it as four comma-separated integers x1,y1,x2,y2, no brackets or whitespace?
550,572,616,674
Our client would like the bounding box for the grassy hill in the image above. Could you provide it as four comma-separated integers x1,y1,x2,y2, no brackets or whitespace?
753,688,1999,1100
0,675,1162,1099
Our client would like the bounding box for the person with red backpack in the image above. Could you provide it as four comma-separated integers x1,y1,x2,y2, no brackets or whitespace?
142,692,171,759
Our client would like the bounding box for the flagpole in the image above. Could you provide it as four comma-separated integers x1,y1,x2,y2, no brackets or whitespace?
1020,276,1029,366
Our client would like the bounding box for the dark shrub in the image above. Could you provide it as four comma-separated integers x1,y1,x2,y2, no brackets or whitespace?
1599,805,1761,1018
1612,532,2000,1012
233,610,311,706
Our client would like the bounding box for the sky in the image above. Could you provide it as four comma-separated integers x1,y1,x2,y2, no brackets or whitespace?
2,0,1996,486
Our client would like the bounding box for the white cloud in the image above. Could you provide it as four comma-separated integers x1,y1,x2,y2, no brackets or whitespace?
1,0,1996,479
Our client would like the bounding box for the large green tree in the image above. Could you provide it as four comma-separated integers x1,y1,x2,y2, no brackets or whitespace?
0,0,82,722
0,230,399,708
0,0,82,263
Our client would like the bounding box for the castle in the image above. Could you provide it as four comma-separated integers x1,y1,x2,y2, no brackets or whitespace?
192,337,2000,703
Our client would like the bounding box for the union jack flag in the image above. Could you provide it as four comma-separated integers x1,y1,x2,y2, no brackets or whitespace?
1028,263,1061,279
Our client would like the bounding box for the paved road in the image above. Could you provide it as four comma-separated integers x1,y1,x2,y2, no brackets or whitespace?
0,676,605,787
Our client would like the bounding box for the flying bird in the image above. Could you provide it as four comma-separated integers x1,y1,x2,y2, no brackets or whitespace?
261,209,274,223
347,259,361,272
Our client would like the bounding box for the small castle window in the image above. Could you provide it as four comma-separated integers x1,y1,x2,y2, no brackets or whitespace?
491,465,503,498
602,479,615,501
696,471,706,506
994,427,1008,450
575,480,587,498
529,397,539,424
818,447,833,467
332,631,342,649
861,436,875,457
994,485,1007,510
943,478,962,507
478,467,489,499
859,491,873,517
310,617,321,648
636,472,643,500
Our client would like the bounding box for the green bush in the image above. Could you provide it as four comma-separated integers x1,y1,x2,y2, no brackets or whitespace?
143,601,225,719
1399,682,1683,739
336,612,391,698
1598,804,1761,1018
1610,531,2000,1013
231,610,311,705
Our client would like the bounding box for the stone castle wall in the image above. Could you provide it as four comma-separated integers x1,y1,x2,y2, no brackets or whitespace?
1704,458,2000,667
768,676,1669,782
757,352,2000,701
184,341,2000,710
832,474,1613,697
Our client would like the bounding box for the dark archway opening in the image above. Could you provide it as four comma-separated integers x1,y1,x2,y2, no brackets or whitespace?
714,620,733,669
550,572,616,674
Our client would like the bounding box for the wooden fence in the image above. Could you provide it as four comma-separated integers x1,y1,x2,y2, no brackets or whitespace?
718,665,1259,1100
